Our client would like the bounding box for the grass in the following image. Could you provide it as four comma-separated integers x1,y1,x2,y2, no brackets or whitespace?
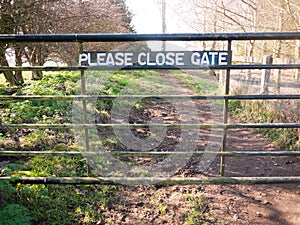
229,99,299,150
0,71,118,224
0,69,184,224
0,141,118,224
0,146,117,224
173,69,299,150
175,73,219,95
0,203,32,225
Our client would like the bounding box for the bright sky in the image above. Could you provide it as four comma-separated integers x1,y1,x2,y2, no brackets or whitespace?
126,0,163,34
125,0,195,49
125,0,196,33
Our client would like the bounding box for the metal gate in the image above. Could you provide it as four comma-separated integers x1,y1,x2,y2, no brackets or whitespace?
0,32,300,185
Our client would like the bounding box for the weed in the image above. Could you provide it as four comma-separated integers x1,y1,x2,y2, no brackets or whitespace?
184,195,217,225
157,202,168,215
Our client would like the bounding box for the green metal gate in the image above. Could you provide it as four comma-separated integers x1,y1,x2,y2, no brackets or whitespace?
0,32,300,185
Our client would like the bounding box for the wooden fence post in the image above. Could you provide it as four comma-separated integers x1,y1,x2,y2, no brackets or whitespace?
261,54,273,94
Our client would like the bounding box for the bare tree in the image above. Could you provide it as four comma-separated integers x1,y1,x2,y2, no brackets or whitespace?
176,0,300,59
0,0,20,85
0,0,133,84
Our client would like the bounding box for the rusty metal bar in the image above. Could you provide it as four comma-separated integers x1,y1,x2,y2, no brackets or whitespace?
0,94,299,101
1,176,300,185
3,123,300,129
1,150,300,157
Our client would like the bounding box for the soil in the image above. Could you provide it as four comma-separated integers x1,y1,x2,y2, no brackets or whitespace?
102,70,300,225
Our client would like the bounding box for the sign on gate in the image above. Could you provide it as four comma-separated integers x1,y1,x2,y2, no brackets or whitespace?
79,51,229,68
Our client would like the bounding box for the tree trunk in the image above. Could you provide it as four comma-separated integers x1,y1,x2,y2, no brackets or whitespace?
31,46,43,80
14,46,24,84
0,46,19,86
32,70,43,80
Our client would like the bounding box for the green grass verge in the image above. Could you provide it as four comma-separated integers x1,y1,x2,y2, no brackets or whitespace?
175,73,219,95
0,69,180,224
0,143,116,224
0,71,111,224
229,99,299,150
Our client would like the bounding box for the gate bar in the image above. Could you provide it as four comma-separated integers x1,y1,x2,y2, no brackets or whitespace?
0,94,299,100
1,151,300,157
1,32,300,42
1,64,300,71
1,176,300,185
3,123,300,129
220,40,232,176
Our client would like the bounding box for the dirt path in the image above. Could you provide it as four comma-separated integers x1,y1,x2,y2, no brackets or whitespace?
103,70,300,224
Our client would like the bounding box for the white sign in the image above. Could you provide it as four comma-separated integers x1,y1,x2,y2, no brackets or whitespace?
79,51,229,68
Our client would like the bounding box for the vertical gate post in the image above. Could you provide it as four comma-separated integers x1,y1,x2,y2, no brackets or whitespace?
260,54,273,94
220,40,232,177
79,42,92,176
